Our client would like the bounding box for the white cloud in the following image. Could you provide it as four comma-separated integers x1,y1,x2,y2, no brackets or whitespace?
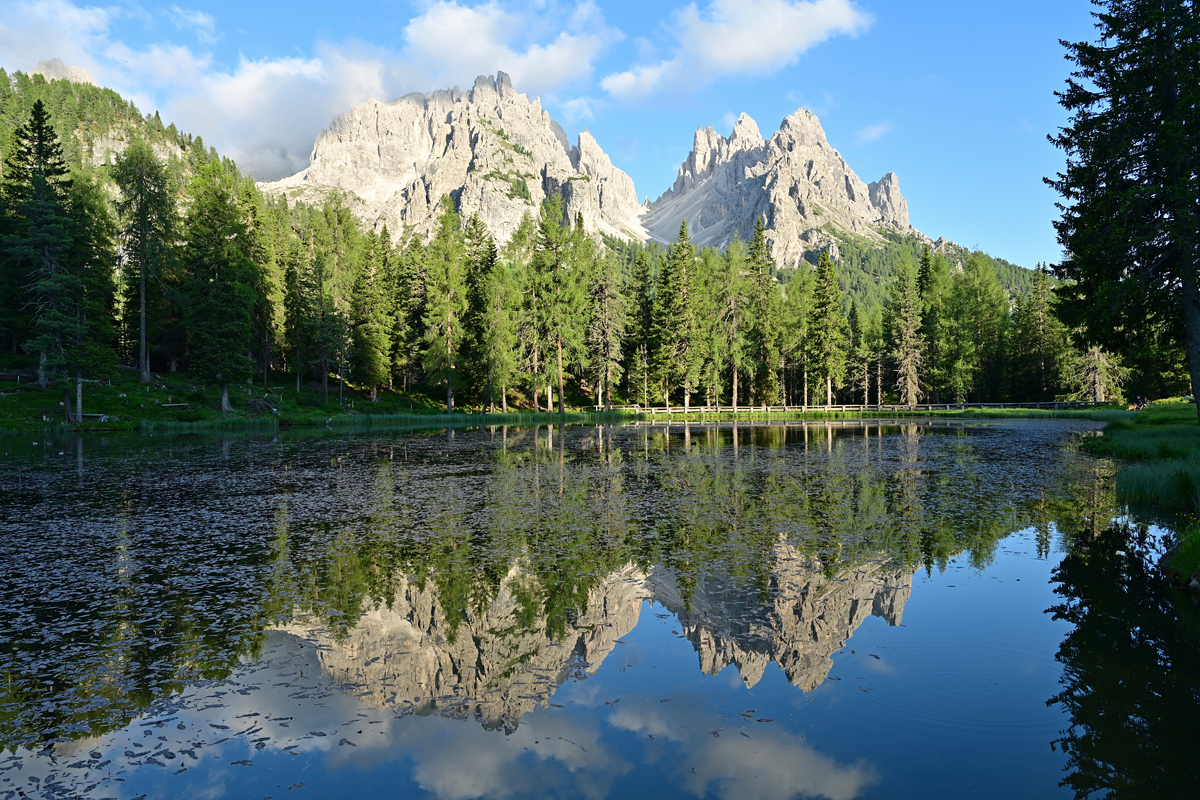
0,0,620,180
169,5,219,43
854,122,892,145
602,0,871,99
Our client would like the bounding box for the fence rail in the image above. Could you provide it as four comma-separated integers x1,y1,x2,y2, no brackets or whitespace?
569,401,1111,415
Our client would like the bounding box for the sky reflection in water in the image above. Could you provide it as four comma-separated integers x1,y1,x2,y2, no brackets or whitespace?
1,419,1194,799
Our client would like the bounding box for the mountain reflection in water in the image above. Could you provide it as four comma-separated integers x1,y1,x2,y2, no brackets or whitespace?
0,419,1196,798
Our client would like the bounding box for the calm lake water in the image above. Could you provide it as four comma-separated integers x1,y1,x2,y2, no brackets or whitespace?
1,419,1197,800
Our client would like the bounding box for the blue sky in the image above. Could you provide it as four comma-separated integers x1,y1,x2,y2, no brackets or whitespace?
0,0,1098,267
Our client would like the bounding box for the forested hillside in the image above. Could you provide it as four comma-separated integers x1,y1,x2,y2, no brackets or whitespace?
1,73,1181,427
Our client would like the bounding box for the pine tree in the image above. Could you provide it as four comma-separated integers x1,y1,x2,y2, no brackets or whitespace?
64,172,119,418
920,249,951,401
183,163,256,412
3,99,73,386
747,218,781,405
1048,0,1200,420
423,195,468,412
809,251,848,405
1011,266,1066,400
887,255,924,406
350,231,392,400
654,220,702,409
780,259,812,407
531,196,587,415
716,238,752,407
625,249,656,407
112,139,176,384
587,249,627,411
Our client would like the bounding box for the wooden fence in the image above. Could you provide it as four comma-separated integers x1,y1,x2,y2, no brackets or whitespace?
569,401,1110,415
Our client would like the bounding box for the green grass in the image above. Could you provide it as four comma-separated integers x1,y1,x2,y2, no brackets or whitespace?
1082,399,1200,584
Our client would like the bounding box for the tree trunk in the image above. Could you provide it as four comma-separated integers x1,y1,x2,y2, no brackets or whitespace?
826,375,832,407
76,371,83,423
803,365,808,410
62,387,73,424
556,338,566,415
501,383,508,413
732,368,738,410
140,265,149,384
221,383,233,414
371,385,377,402
1179,230,1200,420
604,362,612,412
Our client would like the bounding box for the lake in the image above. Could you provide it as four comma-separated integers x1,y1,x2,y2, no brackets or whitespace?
1,418,1197,799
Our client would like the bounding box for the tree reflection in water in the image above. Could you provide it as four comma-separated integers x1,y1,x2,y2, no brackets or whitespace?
1048,517,1200,799
1,416,1195,800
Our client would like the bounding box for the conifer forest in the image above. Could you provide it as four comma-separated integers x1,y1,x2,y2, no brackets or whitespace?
0,69,1187,422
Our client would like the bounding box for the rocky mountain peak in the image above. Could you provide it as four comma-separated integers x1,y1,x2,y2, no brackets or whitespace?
643,106,918,266
259,72,645,244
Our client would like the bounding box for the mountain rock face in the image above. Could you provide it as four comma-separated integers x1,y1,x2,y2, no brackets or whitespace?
649,546,913,691
260,72,645,244
272,563,650,732
643,110,916,266
271,552,912,731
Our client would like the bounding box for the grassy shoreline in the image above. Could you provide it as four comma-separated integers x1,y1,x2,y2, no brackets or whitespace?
1,369,1132,439
1080,401,1200,587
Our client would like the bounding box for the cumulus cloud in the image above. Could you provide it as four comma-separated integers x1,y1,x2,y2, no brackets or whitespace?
601,0,871,99
0,0,620,180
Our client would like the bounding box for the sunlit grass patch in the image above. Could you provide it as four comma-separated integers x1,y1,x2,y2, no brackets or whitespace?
1117,453,1200,512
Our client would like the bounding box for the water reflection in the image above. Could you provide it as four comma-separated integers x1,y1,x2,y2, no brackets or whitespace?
3,418,1194,798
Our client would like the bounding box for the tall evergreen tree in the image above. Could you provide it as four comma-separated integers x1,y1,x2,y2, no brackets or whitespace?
625,249,657,407
887,255,924,406
587,249,627,411
531,196,587,415
716,238,752,407
350,231,392,400
1011,265,1066,400
112,139,175,384
2,99,73,386
1048,0,1200,420
920,248,952,401
423,195,468,412
183,163,256,412
655,220,701,409
780,259,812,406
747,218,781,404
809,251,848,405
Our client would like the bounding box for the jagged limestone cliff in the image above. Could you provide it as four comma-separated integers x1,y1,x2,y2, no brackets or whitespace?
260,72,646,244
643,111,917,267
272,551,913,731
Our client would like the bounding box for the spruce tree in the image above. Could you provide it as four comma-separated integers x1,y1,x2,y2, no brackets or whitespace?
887,255,924,406
64,173,119,418
3,99,73,386
587,249,627,411
112,139,175,384
654,220,701,409
747,218,781,405
625,249,657,407
780,259,812,407
809,251,848,405
1049,0,1200,420
183,163,256,412
531,196,587,414
716,238,751,408
920,249,951,401
350,231,392,400
423,195,468,412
